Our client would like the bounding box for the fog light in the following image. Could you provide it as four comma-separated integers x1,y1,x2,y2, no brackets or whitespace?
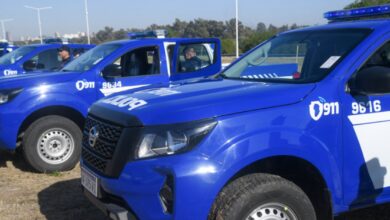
159,175,174,214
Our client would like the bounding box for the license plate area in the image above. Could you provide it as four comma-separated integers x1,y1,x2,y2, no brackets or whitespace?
81,167,99,197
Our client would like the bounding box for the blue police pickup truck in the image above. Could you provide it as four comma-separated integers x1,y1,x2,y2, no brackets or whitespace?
0,32,221,172
81,5,390,220
0,43,94,76
0,41,18,57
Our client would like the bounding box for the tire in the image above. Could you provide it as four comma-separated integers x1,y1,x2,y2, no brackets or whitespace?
22,115,82,173
209,173,316,220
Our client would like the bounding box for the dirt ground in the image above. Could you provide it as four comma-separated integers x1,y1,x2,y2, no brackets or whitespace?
0,150,108,220
1,149,390,220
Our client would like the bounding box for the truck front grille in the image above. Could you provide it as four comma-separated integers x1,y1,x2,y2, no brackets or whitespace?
82,115,123,175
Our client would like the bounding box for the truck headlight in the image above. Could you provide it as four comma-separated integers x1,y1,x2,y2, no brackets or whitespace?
0,89,23,104
137,119,217,159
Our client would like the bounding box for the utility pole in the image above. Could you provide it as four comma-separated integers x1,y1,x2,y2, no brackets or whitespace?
235,0,239,58
25,5,52,44
0,19,13,41
84,0,91,44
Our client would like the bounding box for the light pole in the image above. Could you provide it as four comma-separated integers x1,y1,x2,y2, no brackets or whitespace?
24,5,52,44
235,0,239,58
0,19,13,41
84,0,91,44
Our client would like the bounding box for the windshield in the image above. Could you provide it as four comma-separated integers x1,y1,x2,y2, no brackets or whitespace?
62,44,122,72
0,46,36,65
222,29,371,83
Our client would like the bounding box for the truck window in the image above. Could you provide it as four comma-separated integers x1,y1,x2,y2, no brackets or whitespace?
177,43,216,73
26,49,60,71
361,42,390,69
72,48,87,58
110,46,160,77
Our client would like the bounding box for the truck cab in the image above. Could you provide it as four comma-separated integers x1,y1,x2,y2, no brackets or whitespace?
0,43,94,76
0,33,221,172
81,5,390,220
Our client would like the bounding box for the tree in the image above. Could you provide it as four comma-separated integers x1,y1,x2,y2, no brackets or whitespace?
95,26,115,43
172,19,188,37
256,22,267,33
221,38,235,55
58,18,303,55
267,24,278,35
345,0,390,9
241,32,273,53
290,23,299,30
113,28,127,40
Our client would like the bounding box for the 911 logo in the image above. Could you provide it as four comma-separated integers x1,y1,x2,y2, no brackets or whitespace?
76,80,95,91
309,97,339,121
4,69,17,76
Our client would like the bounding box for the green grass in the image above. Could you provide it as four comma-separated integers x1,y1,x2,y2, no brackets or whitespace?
46,171,63,177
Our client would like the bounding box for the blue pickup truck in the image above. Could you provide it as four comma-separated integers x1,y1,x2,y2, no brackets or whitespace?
0,41,18,57
81,5,390,220
0,43,94,76
0,33,221,172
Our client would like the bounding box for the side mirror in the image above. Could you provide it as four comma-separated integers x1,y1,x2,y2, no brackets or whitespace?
101,64,122,78
23,60,37,72
349,66,390,95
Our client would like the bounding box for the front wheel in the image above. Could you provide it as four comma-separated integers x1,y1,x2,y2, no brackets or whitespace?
22,115,82,173
209,173,316,220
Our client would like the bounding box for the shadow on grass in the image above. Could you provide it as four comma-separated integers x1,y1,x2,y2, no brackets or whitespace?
0,149,35,172
38,178,109,220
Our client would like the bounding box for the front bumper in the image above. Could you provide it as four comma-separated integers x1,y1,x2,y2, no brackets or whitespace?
83,189,137,220
81,154,223,220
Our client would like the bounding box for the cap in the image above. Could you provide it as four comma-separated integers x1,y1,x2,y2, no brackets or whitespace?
58,45,70,53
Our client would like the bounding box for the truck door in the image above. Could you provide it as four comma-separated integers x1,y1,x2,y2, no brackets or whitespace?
170,39,221,81
342,40,390,207
97,43,169,98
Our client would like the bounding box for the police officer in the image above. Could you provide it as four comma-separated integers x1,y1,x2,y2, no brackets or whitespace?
181,47,202,72
58,45,72,69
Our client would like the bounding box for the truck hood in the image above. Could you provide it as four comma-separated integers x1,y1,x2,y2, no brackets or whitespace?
0,71,81,89
92,78,316,126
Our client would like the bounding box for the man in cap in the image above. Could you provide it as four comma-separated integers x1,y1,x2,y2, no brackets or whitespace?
181,46,202,72
58,45,72,69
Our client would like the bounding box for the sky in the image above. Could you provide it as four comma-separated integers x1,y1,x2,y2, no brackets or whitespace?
0,0,355,40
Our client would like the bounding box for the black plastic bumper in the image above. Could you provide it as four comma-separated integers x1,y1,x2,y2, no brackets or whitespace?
83,189,137,220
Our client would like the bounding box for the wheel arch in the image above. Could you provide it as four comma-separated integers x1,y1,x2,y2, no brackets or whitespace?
212,156,333,220
17,105,86,147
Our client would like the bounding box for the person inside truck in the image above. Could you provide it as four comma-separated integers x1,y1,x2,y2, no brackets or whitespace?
58,45,72,69
180,46,202,72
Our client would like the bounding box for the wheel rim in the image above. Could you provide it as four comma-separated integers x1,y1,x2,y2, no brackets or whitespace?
37,128,75,165
246,202,298,220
